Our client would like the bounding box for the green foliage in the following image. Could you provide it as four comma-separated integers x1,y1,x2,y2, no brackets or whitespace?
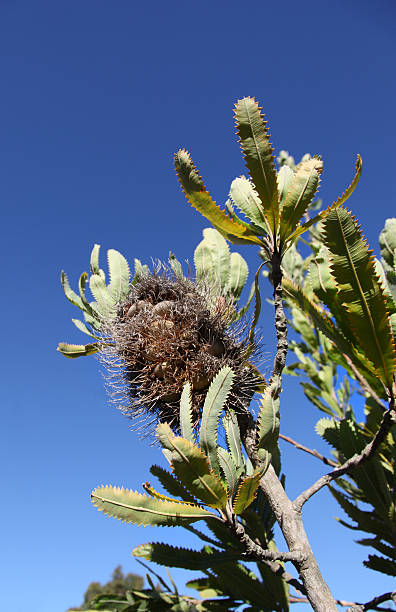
280,211,396,578
322,207,395,387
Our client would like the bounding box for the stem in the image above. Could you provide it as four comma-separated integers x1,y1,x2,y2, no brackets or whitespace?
238,248,338,611
279,433,338,468
293,403,396,511
343,354,386,410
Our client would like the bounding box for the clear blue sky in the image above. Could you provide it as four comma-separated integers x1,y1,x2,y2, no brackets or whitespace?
1,1,395,610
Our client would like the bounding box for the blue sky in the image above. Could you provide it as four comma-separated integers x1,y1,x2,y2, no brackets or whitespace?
1,1,395,610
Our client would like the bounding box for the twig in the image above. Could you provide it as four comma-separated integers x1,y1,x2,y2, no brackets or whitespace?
279,433,338,468
290,595,395,610
229,516,304,564
346,589,396,611
343,354,386,410
293,405,396,510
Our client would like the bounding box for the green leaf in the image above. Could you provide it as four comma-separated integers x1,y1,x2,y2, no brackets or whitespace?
91,485,215,527
156,423,228,509
107,249,130,304
282,277,381,388
133,258,150,282
364,554,396,577
133,542,242,570
257,389,280,452
232,470,262,514
287,154,362,242
226,252,249,300
234,97,279,233
57,342,99,358
323,207,396,387
279,157,323,242
194,228,230,288
90,243,101,275
277,164,294,209
229,176,270,233
168,252,184,279
175,149,262,245
60,271,84,309
199,366,235,475
89,273,116,319
217,447,238,494
71,318,99,339
379,218,396,270
223,409,244,471
149,465,197,504
179,382,195,444
247,264,264,352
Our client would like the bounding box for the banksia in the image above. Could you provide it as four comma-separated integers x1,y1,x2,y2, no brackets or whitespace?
101,268,259,433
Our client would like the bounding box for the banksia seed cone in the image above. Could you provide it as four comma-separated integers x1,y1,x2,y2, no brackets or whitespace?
101,269,259,434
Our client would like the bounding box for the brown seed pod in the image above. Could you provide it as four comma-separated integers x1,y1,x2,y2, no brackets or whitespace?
100,268,260,435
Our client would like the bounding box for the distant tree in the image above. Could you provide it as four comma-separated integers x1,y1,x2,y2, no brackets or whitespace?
68,566,144,610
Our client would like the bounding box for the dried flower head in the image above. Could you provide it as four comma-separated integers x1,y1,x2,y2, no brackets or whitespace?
100,267,259,434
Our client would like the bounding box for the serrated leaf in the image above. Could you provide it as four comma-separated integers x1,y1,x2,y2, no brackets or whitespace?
108,249,130,304
287,154,362,242
71,318,99,339
91,485,215,527
60,270,84,309
179,382,195,443
142,482,194,505
223,409,243,470
282,276,382,390
89,273,116,319
226,252,249,300
277,164,294,208
232,470,262,514
257,390,280,450
149,465,197,504
217,447,238,494
279,157,323,242
247,264,264,352
175,149,262,246
90,244,101,275
364,554,396,577
229,176,270,233
195,228,231,288
156,423,228,508
133,542,242,570
199,366,235,475
57,342,99,358
323,207,396,387
234,97,279,234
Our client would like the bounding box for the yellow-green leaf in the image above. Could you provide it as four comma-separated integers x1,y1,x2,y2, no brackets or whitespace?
232,470,262,515
57,342,99,358
91,485,214,527
156,423,228,509
288,154,362,242
175,149,262,245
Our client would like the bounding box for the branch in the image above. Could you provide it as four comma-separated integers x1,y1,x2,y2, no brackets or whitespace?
346,589,396,611
229,516,304,564
343,354,387,410
279,433,339,468
293,405,396,510
291,595,395,610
